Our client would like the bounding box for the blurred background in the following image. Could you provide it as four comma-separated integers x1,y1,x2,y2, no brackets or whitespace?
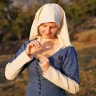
0,0,96,96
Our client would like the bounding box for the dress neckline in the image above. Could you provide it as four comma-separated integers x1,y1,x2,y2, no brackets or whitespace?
47,47,62,59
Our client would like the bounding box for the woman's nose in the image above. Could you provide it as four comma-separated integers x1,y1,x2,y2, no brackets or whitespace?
45,27,51,34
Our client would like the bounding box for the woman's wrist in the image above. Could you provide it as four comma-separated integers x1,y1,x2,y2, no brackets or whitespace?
25,51,33,58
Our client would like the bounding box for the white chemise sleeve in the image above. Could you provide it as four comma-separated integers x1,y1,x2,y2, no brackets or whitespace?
5,51,33,80
42,66,79,94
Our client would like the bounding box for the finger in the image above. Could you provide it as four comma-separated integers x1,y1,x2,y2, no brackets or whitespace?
37,55,45,62
37,56,49,65
31,40,41,49
34,40,41,48
28,42,41,53
27,43,35,49
37,55,48,61
30,41,38,48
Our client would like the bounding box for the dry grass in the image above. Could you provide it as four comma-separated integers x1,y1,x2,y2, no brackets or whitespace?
72,29,96,50
73,29,96,43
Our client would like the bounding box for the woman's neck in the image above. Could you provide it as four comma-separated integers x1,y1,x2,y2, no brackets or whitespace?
40,36,57,42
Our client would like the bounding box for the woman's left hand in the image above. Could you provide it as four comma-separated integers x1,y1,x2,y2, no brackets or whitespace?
37,55,50,72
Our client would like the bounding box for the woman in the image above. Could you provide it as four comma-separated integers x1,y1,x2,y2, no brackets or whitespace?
5,3,80,96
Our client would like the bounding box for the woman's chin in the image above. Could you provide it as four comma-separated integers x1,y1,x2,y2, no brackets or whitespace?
43,35,56,39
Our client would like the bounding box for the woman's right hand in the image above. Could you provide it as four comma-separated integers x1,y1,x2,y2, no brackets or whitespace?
25,39,41,56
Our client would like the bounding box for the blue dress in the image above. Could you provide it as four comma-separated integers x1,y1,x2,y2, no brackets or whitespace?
9,40,80,96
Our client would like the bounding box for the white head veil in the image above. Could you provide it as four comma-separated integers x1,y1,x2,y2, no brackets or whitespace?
29,3,72,48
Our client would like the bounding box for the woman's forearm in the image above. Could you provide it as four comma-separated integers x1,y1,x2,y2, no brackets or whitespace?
5,51,33,80
43,66,79,94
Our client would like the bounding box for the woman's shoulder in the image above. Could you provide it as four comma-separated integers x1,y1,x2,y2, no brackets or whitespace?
61,45,75,51
15,40,30,55
60,46,77,56
19,40,32,49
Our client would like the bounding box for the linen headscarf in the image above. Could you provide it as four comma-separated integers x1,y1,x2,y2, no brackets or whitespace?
29,3,71,47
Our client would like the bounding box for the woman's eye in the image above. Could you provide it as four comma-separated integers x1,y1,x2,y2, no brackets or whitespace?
42,25,47,27
51,26,56,29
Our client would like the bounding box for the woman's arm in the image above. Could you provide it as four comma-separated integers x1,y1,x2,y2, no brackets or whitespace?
43,47,80,94
5,51,32,80
5,41,32,80
5,38,42,80
43,66,79,94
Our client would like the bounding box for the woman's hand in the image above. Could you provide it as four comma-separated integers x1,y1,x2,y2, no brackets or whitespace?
37,55,50,72
25,39,41,56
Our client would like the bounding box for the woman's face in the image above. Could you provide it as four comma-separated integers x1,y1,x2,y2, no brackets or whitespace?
38,22,59,39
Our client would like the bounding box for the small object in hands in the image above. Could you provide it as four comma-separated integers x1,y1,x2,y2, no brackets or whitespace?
30,38,38,42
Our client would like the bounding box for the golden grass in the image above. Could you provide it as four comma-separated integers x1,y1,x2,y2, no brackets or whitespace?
72,29,96,49
73,29,96,43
